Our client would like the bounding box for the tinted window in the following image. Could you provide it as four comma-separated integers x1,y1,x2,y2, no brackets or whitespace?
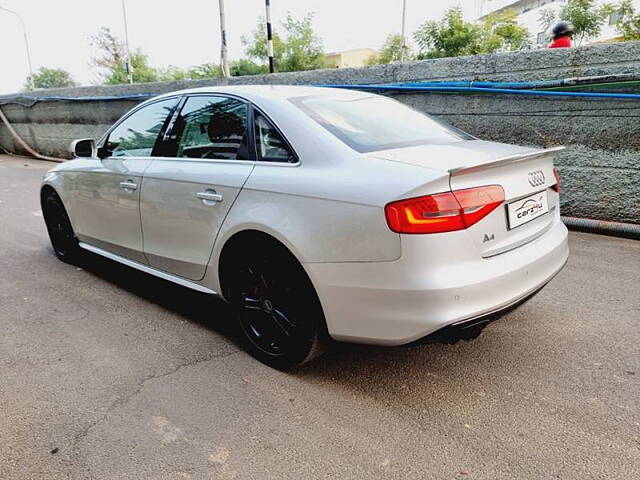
106,98,178,157
291,94,471,153
173,96,249,160
254,112,296,163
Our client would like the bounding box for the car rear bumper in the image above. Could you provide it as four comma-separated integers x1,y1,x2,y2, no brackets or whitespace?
304,215,569,346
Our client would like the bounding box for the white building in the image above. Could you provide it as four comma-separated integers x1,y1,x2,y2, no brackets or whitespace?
474,0,639,46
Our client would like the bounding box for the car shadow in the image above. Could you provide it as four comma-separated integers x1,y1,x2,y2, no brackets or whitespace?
74,248,541,389
76,250,240,341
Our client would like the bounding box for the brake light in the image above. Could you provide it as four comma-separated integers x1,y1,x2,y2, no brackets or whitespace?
552,167,560,193
385,185,505,234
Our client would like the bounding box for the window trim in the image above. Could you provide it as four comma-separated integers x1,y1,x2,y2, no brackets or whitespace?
97,95,182,158
249,103,300,165
159,92,299,165
98,91,300,166
171,92,256,163
161,93,256,163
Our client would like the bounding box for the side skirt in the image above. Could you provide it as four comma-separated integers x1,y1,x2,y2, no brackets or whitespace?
78,242,217,295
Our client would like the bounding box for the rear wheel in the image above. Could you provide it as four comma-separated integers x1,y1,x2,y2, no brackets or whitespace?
42,189,80,263
222,239,325,370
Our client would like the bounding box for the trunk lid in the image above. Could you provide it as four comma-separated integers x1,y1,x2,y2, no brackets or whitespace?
366,139,538,172
369,140,563,257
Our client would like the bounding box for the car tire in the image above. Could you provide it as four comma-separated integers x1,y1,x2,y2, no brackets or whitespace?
222,239,326,370
42,189,81,264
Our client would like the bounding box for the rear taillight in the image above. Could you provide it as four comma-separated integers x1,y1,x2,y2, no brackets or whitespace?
552,167,561,193
385,185,505,234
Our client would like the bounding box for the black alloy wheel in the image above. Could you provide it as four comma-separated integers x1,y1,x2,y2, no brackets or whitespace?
223,242,325,369
42,190,80,263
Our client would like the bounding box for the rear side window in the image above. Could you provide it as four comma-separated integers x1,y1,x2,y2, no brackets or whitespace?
172,96,249,160
105,98,179,157
290,94,471,153
254,112,296,163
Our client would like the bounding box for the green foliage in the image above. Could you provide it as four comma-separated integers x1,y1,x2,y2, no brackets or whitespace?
90,25,268,83
157,65,187,82
186,63,223,79
229,59,268,76
548,0,609,45
156,63,225,81
414,7,480,59
105,52,158,84
243,13,326,72
564,0,607,44
280,13,326,71
24,67,77,90
243,16,285,65
607,0,640,40
90,27,158,84
479,10,531,52
366,34,412,65
414,7,530,59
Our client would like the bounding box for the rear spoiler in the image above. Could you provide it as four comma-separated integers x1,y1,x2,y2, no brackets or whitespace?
449,146,565,177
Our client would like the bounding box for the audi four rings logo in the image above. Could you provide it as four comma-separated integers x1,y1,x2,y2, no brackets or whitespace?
528,170,545,187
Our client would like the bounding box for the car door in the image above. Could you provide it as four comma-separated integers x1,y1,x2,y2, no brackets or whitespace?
71,97,179,263
139,94,254,281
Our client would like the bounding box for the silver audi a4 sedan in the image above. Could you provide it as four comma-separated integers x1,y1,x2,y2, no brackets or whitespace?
41,85,569,368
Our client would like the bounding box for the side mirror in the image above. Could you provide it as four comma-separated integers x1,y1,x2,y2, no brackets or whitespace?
70,138,96,158
96,146,112,159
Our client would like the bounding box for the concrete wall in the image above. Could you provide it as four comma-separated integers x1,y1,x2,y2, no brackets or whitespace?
398,91,640,224
1,42,639,223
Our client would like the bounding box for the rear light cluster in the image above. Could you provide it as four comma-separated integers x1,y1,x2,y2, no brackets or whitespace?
552,167,561,193
385,185,505,234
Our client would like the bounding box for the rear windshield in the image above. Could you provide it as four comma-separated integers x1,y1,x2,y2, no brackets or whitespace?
290,94,471,153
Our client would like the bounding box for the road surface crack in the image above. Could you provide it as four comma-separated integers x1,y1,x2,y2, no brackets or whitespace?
70,350,239,449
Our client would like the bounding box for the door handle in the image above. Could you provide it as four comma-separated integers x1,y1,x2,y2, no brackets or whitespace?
119,180,138,191
196,189,223,204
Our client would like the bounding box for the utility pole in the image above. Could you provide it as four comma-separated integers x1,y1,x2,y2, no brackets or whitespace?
400,0,407,62
265,0,275,73
218,0,230,77
0,5,34,89
121,0,133,84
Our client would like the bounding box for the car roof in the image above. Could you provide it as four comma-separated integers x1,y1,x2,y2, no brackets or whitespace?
152,84,372,104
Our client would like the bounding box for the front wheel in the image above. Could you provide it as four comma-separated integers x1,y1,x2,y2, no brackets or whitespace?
222,241,326,370
42,189,80,263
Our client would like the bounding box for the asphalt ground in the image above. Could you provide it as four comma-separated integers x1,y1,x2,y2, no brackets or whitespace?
0,154,638,480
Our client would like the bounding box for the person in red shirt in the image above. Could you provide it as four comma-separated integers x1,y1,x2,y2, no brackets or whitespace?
548,22,574,48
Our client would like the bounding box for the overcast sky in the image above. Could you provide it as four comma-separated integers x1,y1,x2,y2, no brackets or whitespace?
0,0,476,94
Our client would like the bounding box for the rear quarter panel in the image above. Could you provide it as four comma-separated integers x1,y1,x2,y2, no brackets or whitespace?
201,92,450,293
205,156,450,293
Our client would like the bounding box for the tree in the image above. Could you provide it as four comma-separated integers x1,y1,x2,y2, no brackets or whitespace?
90,27,158,84
244,17,285,67
156,63,226,81
479,10,531,52
366,34,412,65
539,0,609,45
24,67,77,90
186,63,223,79
243,13,326,72
562,0,609,44
157,65,187,82
607,0,640,40
413,7,529,59
230,59,268,76
414,7,480,59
